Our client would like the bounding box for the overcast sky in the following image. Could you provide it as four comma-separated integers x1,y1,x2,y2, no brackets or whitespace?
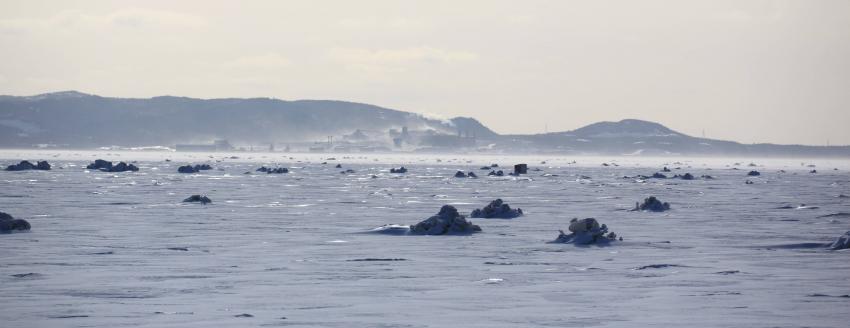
1,0,848,145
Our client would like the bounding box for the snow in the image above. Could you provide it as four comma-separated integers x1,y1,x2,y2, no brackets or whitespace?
0,150,848,327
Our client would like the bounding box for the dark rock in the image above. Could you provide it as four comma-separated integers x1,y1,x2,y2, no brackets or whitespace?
409,205,481,235
651,172,667,179
553,218,618,245
661,166,671,172
86,160,138,172
335,164,342,168
178,165,199,173
182,195,211,204
514,164,528,175
480,166,491,170
341,169,355,174
470,199,523,219
467,172,478,178
674,173,695,180
454,171,467,178
6,160,51,171
195,164,212,170
257,166,288,174
488,170,504,176
234,313,254,318
829,231,850,250
747,170,761,176
701,175,714,179
390,167,407,173
809,169,817,174
0,212,31,233
634,196,671,212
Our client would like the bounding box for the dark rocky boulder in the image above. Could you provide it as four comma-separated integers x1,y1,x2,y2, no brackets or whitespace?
470,199,523,219
467,172,478,178
258,166,289,174
390,167,407,173
5,160,51,171
651,172,667,179
335,164,342,168
182,195,212,204
747,170,761,176
409,205,481,235
0,212,31,233
454,171,467,178
488,170,504,176
178,164,212,173
634,196,671,212
673,173,695,180
662,166,671,172
178,165,199,173
86,159,138,172
553,218,619,245
341,169,355,174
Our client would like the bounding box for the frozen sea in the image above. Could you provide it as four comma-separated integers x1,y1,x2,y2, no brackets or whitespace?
1,150,849,328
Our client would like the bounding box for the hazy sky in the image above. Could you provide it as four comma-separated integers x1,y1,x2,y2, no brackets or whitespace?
1,0,848,145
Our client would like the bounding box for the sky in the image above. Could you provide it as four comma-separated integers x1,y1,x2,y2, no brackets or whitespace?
0,0,848,146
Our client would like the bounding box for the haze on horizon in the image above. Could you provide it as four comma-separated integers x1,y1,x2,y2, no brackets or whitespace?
1,0,848,146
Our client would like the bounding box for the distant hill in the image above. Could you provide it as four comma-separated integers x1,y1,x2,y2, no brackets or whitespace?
0,91,847,157
0,91,496,148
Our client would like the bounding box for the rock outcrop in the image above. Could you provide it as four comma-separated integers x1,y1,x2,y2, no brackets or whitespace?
257,166,289,174
0,212,31,233
390,167,407,173
5,160,51,171
178,164,212,173
634,196,671,212
747,170,761,176
470,199,523,219
182,195,212,204
553,218,618,245
86,159,138,172
673,173,695,180
409,205,481,235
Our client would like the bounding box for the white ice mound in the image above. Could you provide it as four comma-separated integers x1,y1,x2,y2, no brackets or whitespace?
830,231,850,250
371,205,481,235
553,218,619,245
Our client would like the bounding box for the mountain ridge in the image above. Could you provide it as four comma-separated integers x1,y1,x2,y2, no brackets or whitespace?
0,91,847,157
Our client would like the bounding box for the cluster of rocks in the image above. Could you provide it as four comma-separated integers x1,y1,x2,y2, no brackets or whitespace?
182,195,212,204
178,164,213,173
634,196,671,212
257,166,289,174
454,171,477,178
488,170,505,176
0,212,31,233
673,173,695,180
479,164,499,170
553,218,619,245
409,205,481,235
86,159,139,172
390,167,407,173
5,160,51,171
470,199,523,219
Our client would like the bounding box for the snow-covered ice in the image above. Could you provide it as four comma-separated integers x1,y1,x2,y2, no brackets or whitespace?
1,150,849,327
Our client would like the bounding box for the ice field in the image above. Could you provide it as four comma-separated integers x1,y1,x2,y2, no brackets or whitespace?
1,150,849,328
